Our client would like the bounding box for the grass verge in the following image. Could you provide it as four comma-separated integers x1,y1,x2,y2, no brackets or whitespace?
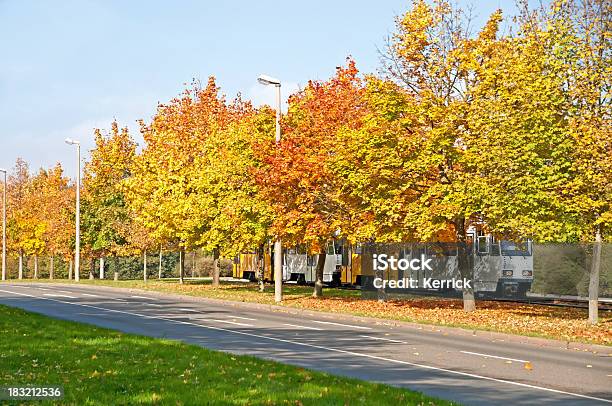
0,304,452,405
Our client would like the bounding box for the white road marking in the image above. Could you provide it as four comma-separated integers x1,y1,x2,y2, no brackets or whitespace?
231,316,257,321
460,350,529,364
36,288,50,291
112,298,127,302
179,308,198,312
130,295,150,299
283,323,323,331
0,288,609,405
311,320,372,330
43,293,76,299
360,335,407,344
56,290,74,294
142,302,162,307
210,319,253,327
81,293,99,297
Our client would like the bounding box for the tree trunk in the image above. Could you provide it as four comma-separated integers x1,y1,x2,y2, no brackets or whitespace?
312,246,326,298
456,219,476,312
113,257,119,281
89,257,95,280
34,255,38,279
158,247,163,279
192,251,196,277
258,244,265,292
18,253,23,280
212,248,220,288
589,226,602,324
143,250,148,282
99,257,105,279
179,248,185,284
375,249,386,303
273,239,283,302
49,256,54,280
68,258,73,280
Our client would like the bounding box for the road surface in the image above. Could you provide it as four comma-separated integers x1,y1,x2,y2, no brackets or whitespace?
0,283,610,405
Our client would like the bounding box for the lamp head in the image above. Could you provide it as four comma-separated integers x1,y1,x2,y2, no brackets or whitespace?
257,74,281,86
65,138,80,145
0,168,6,174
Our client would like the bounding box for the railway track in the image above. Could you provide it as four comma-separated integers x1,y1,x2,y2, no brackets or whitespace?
338,284,612,310
491,296,612,311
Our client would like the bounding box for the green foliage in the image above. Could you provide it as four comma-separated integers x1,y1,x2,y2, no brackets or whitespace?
82,122,137,257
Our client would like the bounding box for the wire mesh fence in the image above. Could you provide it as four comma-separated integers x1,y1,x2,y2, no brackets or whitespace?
2,250,233,281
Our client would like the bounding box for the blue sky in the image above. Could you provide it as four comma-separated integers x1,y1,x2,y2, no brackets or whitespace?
0,0,521,176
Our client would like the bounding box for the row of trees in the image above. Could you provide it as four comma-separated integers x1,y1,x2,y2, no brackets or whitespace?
1,0,609,313
3,159,74,279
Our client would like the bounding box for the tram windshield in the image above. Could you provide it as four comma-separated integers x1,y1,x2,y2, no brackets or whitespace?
500,240,532,256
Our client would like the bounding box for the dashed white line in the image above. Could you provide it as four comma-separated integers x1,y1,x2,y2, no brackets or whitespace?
36,288,50,291
231,316,257,321
112,298,127,302
130,295,150,299
81,293,99,297
460,351,529,364
311,320,372,330
210,319,253,327
360,335,407,344
179,308,198,312
283,323,323,331
56,290,74,294
142,302,163,307
43,293,76,299
0,288,609,404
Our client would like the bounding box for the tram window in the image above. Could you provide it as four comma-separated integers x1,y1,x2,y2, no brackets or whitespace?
490,237,500,256
500,240,532,256
307,254,317,266
477,236,488,255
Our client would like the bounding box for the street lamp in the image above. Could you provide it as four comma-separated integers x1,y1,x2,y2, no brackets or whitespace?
258,74,282,302
65,138,81,282
0,168,6,281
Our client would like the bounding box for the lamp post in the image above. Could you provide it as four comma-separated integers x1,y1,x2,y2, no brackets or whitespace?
65,138,81,282
257,74,283,303
0,168,6,281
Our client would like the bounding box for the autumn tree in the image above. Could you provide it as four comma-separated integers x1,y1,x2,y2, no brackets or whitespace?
39,164,74,279
540,0,612,322
379,0,497,311
189,99,274,286
125,78,271,286
6,159,36,279
255,60,368,297
82,121,136,279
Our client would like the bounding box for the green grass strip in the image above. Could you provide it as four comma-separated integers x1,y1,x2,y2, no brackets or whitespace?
0,305,454,405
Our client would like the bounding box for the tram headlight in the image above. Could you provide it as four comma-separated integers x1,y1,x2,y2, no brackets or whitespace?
522,270,532,277
503,270,513,277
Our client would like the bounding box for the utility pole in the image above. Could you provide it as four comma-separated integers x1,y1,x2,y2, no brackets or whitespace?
257,74,283,303
65,138,81,281
0,168,7,281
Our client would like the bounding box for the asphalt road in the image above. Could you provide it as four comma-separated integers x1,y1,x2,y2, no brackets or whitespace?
0,283,610,405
